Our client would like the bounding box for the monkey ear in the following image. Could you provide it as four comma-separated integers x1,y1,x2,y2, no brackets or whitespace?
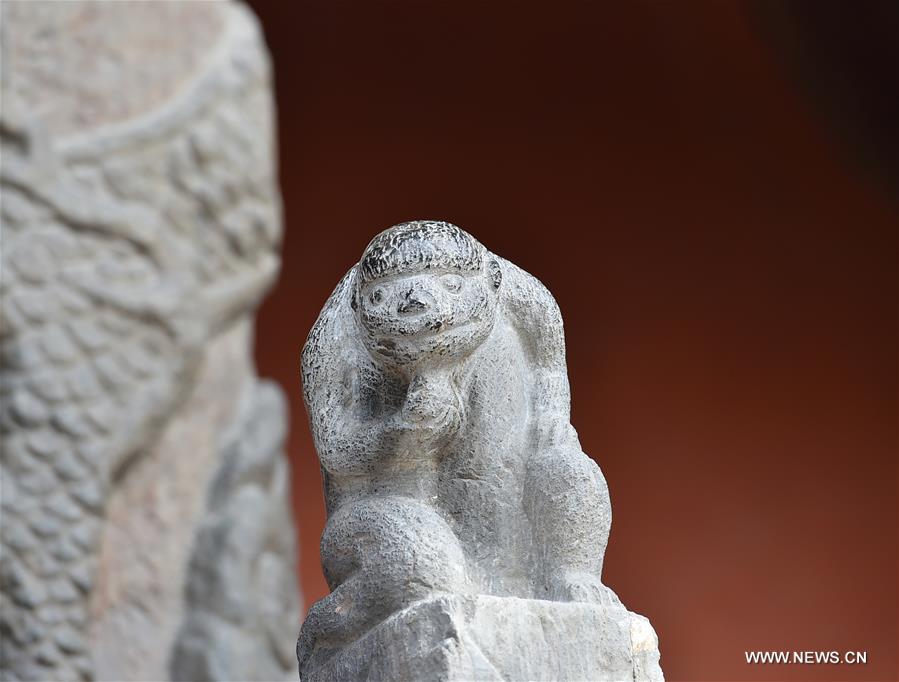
488,259,502,290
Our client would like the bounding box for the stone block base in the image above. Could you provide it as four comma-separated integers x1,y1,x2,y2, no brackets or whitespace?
302,594,663,681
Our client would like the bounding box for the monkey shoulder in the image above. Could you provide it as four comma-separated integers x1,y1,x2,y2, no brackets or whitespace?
454,320,533,431
494,256,562,321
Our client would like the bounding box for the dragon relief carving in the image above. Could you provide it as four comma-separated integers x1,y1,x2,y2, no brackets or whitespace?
0,3,299,680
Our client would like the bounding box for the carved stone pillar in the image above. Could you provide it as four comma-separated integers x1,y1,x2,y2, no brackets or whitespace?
0,2,300,680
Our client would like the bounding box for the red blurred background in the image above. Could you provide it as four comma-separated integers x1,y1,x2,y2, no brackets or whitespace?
248,1,897,680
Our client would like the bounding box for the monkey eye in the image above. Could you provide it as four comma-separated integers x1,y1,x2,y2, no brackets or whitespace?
369,287,385,305
440,274,463,293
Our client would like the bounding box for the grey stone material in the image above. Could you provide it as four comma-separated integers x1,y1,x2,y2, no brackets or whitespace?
170,381,300,682
300,220,662,681
305,595,661,682
1,2,300,680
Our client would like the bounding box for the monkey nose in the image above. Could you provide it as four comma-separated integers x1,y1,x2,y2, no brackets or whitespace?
397,290,429,316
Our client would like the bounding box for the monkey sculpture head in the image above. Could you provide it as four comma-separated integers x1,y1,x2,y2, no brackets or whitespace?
353,221,502,371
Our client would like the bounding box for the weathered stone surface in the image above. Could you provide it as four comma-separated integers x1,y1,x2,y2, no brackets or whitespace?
169,380,300,682
299,221,662,680
0,2,300,680
305,594,661,682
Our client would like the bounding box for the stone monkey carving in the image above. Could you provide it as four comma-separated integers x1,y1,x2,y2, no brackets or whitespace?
299,221,613,670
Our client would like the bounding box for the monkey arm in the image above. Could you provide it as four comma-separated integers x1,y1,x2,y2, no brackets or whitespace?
496,256,573,428
302,268,405,476
502,259,610,587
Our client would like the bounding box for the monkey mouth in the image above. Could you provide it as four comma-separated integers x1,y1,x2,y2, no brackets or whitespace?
375,319,472,345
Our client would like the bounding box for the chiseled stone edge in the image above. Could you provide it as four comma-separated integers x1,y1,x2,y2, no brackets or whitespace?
304,593,662,682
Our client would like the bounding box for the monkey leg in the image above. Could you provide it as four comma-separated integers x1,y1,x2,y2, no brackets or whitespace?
298,496,469,672
524,443,613,604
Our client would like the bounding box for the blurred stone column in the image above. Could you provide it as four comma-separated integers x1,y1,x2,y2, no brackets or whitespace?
0,2,301,680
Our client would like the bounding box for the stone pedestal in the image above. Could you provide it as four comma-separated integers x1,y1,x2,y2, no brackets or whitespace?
304,594,662,682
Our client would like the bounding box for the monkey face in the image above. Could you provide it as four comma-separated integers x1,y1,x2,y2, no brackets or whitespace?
355,267,498,369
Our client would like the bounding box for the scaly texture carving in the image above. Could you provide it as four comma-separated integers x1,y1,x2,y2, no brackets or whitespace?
299,221,662,681
0,3,298,680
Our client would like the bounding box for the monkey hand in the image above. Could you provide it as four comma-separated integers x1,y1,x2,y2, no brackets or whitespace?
399,372,463,444
536,412,581,454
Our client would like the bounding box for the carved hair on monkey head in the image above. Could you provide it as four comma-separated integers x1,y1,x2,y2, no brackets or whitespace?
358,221,495,285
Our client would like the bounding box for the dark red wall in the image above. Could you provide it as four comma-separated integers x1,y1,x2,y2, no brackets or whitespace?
249,2,897,680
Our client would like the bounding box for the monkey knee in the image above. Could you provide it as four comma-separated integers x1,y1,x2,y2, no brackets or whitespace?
527,447,606,511
371,496,469,595
307,498,469,670
319,509,366,588
322,497,468,598
525,447,611,568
